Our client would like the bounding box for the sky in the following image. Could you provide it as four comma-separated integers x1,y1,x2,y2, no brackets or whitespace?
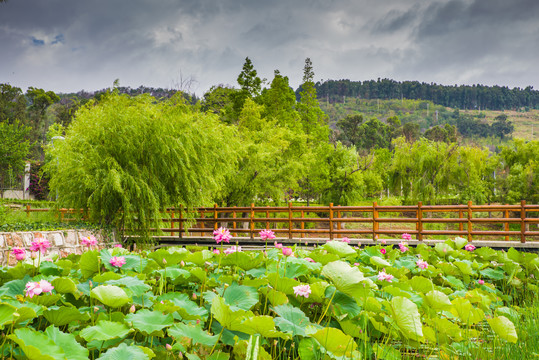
1,0,539,96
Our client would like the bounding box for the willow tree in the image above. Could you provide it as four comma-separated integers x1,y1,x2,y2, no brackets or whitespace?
46,92,239,243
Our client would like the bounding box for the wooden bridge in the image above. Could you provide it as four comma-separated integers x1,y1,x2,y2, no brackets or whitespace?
24,201,539,249
154,201,539,249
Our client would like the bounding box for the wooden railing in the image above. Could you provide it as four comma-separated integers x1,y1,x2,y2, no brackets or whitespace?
21,201,539,243
159,201,539,243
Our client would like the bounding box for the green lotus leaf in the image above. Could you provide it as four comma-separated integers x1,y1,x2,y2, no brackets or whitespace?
409,276,434,293
265,273,301,295
297,338,324,360
93,272,122,282
90,285,130,308
43,306,89,327
186,250,214,266
321,260,376,300
147,247,189,267
308,250,340,265
450,298,484,325
258,288,289,307
168,323,219,346
157,292,208,320
223,283,259,311
8,327,66,360
100,250,148,272
0,277,29,297
13,306,38,324
487,316,518,343
240,315,291,339
389,296,423,341
51,277,78,296
44,325,89,360
323,241,356,258
80,250,99,279
370,256,391,267
479,268,505,280
96,343,150,360
125,309,174,335
452,237,468,250
27,294,62,307
106,276,151,296
233,339,272,360
333,291,362,319
373,343,402,360
454,261,474,276
211,296,253,330
308,281,329,303
273,304,313,337
0,303,17,328
430,317,463,343
80,320,132,342
310,327,358,358
221,251,263,271
242,278,269,288
137,346,155,359
424,290,452,310
154,267,191,285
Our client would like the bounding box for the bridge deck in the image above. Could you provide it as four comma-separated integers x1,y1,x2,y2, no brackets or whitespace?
152,236,539,250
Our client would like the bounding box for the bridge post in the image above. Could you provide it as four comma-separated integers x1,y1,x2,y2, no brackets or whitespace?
467,201,473,242
417,201,423,241
372,202,378,242
521,200,526,243
329,203,334,240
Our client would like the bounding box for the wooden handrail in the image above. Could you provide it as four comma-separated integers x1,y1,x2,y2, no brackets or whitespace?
19,202,539,243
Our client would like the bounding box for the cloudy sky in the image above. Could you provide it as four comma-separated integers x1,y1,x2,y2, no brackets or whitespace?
1,0,538,96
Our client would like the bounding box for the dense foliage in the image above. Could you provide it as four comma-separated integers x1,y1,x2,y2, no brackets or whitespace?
45,92,239,240
314,79,539,110
1,237,538,359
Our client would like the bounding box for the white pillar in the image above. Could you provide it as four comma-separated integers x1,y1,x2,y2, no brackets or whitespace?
24,162,31,200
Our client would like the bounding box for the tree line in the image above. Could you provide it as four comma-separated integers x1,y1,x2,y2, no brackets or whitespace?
312,78,539,111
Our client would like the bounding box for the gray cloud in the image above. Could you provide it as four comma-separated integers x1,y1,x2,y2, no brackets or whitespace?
0,0,537,94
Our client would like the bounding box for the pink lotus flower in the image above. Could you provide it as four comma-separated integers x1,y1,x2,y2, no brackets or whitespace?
478,279,485,285
12,248,26,261
259,229,276,241
293,284,311,298
81,235,98,247
130,304,136,313
465,244,476,252
282,247,293,257
274,242,283,249
224,246,242,255
416,259,428,269
377,270,394,282
213,227,231,244
380,248,386,255
109,256,126,268
380,239,387,244
213,249,220,254
399,242,409,253
30,238,51,253
114,244,123,248
342,237,351,243
25,280,54,298
402,233,412,241
354,262,360,266
304,257,315,263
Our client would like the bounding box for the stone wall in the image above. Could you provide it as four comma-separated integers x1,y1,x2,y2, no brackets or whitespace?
0,230,117,266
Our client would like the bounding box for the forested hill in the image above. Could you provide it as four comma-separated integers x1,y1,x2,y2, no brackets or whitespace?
310,79,539,111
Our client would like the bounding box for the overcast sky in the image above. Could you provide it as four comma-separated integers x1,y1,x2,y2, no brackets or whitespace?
1,0,538,96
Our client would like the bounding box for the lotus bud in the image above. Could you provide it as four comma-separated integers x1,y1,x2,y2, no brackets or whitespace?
163,258,167,265
166,344,172,351
130,304,136,313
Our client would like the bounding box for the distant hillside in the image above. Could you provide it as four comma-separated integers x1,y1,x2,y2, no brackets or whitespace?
320,97,539,142
310,79,539,111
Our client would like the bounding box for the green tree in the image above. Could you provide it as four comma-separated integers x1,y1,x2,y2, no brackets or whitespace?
46,92,239,243
0,84,27,124
231,57,263,120
491,113,514,140
260,70,301,130
297,58,329,139
0,120,32,193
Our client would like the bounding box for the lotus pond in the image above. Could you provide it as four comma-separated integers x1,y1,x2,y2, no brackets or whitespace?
1,236,539,359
